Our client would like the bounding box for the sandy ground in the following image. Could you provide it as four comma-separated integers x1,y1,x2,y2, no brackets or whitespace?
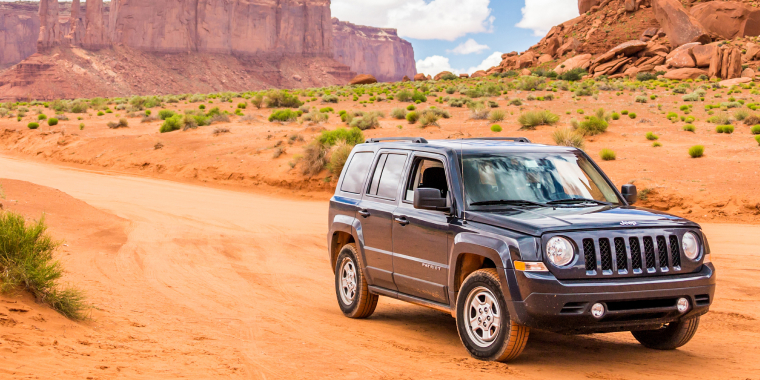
0,155,758,379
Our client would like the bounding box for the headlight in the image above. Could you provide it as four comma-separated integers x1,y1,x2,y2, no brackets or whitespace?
682,232,700,261
546,237,575,267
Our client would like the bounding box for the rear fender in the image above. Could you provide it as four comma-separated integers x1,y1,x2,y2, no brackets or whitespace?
328,214,367,273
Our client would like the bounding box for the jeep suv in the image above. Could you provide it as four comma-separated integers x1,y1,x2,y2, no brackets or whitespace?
327,137,715,362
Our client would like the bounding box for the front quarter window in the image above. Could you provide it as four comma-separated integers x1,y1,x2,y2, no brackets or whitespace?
462,152,621,207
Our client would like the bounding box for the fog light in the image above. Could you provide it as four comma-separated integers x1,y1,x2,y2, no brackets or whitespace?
591,303,605,319
677,297,690,313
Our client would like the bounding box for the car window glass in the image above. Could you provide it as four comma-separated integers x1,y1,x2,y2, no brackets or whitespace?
368,154,388,195
340,152,374,194
405,159,447,202
367,154,406,200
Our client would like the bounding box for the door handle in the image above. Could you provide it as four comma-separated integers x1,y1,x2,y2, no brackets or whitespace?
358,209,371,218
394,217,409,226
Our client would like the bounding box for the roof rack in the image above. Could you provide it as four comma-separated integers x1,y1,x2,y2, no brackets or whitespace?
364,137,429,144
461,137,531,143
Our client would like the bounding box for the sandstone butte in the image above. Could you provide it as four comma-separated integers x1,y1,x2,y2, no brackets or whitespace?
0,0,416,100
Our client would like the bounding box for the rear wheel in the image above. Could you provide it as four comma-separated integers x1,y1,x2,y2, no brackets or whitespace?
631,316,700,350
334,243,378,319
456,268,529,362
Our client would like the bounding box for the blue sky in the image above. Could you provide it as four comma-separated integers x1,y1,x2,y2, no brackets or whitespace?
332,0,579,75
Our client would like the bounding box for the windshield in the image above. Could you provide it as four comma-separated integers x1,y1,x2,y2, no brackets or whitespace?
462,152,621,208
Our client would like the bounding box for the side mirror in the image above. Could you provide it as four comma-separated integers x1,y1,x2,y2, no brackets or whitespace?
621,184,637,205
414,188,448,211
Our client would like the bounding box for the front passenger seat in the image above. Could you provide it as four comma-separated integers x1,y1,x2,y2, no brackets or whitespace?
420,167,448,197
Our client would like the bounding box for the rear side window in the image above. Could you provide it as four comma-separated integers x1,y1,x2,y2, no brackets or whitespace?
367,153,407,200
340,152,374,194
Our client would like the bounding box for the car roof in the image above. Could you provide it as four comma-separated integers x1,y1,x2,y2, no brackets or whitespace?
360,138,579,154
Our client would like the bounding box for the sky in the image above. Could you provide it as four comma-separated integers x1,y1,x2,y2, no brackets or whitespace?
332,0,580,75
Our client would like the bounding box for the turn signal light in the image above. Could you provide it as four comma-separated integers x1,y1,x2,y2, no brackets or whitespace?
514,261,549,272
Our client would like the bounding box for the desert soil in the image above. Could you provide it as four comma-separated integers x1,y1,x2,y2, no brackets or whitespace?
0,156,758,379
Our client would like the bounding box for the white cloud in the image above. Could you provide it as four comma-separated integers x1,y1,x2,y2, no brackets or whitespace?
447,39,490,55
515,0,579,36
416,51,504,75
464,51,504,74
332,0,494,41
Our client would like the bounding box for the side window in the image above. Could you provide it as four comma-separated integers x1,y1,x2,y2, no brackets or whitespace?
405,158,448,202
366,153,407,200
340,152,374,194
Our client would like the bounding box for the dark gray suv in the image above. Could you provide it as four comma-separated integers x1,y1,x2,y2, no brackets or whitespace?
327,137,715,362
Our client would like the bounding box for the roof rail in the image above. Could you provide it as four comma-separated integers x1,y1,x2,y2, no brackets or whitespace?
364,137,429,144
461,137,531,143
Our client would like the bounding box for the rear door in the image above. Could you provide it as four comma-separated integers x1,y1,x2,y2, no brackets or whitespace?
391,153,452,304
356,150,409,291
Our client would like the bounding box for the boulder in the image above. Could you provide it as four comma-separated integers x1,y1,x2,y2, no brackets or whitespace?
485,67,502,75
690,1,760,40
666,42,700,61
718,77,752,87
708,48,723,78
651,0,711,47
546,37,561,57
578,0,601,14
470,70,488,78
664,68,708,80
350,74,377,85
517,52,536,69
459,73,469,78
402,75,411,82
426,75,433,80
521,69,532,76
554,54,593,74
641,27,659,40
413,73,427,81
557,38,581,56
742,68,755,78
667,49,696,68
292,74,302,82
746,43,760,61
625,0,637,12
538,54,554,64
727,48,742,79
433,71,455,80
692,44,717,67
595,40,648,64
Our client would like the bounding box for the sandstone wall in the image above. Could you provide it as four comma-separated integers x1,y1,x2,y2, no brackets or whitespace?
0,3,40,68
332,18,416,82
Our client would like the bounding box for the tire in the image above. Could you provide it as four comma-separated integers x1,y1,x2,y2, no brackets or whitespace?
631,316,700,350
334,243,378,319
456,268,529,362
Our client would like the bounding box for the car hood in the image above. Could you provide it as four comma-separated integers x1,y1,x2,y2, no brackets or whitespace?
464,205,699,236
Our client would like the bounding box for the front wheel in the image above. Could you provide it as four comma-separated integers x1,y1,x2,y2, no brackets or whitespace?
631,316,700,350
334,243,378,319
456,268,529,362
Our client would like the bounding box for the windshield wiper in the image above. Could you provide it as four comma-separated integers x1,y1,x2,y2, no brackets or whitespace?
470,199,547,207
546,198,612,206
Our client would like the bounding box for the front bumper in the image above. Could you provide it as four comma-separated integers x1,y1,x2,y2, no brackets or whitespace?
503,263,716,334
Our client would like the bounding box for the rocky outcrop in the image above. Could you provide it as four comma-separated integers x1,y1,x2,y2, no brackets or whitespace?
690,2,760,40
63,0,82,45
83,0,108,49
331,18,415,82
349,74,377,85
37,0,61,48
0,3,40,68
651,0,710,47
578,0,601,14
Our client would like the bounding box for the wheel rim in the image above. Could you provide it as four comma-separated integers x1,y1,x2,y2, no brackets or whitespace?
464,286,502,348
339,257,358,305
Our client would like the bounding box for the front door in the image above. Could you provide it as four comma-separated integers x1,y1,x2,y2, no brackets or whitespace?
392,154,451,304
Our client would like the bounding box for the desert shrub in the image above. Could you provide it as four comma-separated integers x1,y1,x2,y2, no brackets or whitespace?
418,112,440,127
411,91,427,103
448,98,466,107
213,127,230,136
636,72,657,81
518,110,559,129
268,109,300,122
635,95,648,103
683,92,700,102
577,116,609,136
646,132,659,141
209,113,231,124
350,112,380,130
621,110,629,115
406,104,416,111
47,118,58,126
446,87,456,94
470,105,490,120
629,112,637,119
158,110,176,120
160,115,182,133
107,118,129,129
265,90,303,108
391,108,407,119
720,101,741,109
756,135,760,145
734,109,750,121
683,125,696,132
600,149,616,161
69,101,89,113
319,107,334,113
0,212,87,320
743,114,760,125
406,111,419,124
237,102,247,109
652,142,662,147
611,112,620,120
322,94,339,103
27,122,39,130
251,94,264,109
141,115,158,123
329,143,355,175
750,125,760,135
517,76,546,91
38,114,47,120
489,110,506,122
552,128,585,149
465,88,484,98
302,111,329,124
716,125,734,134
396,90,412,102
707,113,731,124
557,68,587,82
509,98,523,106
490,124,502,132
301,143,328,176
439,72,458,81
689,145,704,158
317,127,364,146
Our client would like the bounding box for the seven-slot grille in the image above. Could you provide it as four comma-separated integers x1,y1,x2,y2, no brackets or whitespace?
580,234,683,276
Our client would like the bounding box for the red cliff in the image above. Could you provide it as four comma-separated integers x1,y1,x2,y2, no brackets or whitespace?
0,2,40,69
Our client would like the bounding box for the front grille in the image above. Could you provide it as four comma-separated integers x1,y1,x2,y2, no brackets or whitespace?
577,233,684,278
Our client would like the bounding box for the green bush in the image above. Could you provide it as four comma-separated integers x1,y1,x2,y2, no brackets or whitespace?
552,128,585,149
490,124,502,132
751,125,760,135
199,104,206,110
716,125,734,134
349,113,380,130
265,90,303,108
158,110,176,120
600,149,616,161
489,110,506,122
47,118,58,126
646,132,658,141
396,90,412,102
38,114,47,120
329,143,355,175
577,117,609,136
557,68,587,82
237,102,247,109
268,109,300,122
160,114,182,133
635,96,648,103
611,112,620,120
0,212,87,320
629,112,637,119
683,125,696,132
319,107,334,113
27,122,39,129
621,110,629,115
689,145,704,158
518,110,559,129
652,142,662,147
636,72,657,81
411,91,427,103
406,104,416,111
418,112,440,127
734,109,749,121
391,108,407,119
318,127,364,146
755,135,760,145
322,94,339,103
406,111,419,124
107,118,129,129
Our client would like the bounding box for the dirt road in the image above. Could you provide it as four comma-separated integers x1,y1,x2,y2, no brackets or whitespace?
0,155,758,379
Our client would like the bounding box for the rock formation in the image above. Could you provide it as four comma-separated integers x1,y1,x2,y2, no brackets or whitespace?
0,2,40,68
578,0,601,14
83,0,108,49
37,0,61,48
331,18,416,82
63,0,82,45
690,1,760,40
651,0,709,47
